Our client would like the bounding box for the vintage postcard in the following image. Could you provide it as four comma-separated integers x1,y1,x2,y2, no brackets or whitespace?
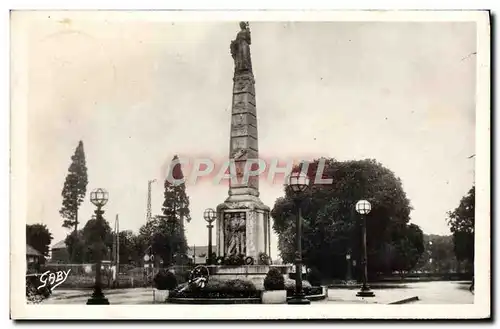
10,10,490,320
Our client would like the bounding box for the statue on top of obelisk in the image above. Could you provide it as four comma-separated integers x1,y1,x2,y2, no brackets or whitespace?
230,21,252,74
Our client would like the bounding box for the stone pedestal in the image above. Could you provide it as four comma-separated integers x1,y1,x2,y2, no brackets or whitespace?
207,265,292,290
216,197,271,260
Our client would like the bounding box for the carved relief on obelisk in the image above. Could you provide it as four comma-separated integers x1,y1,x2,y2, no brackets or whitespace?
216,22,271,260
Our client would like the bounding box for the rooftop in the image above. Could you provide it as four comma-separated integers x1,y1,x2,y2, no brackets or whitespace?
26,244,43,256
51,239,67,249
187,245,215,258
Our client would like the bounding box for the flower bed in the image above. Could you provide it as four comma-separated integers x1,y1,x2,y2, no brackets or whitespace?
169,278,260,299
284,278,322,297
26,275,51,304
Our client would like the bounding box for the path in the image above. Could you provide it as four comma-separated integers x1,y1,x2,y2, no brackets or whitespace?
42,281,473,305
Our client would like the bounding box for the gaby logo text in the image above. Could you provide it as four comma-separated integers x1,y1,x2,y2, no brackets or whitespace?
37,270,71,292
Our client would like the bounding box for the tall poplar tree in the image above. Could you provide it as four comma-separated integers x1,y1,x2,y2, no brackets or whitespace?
60,141,88,232
161,155,191,261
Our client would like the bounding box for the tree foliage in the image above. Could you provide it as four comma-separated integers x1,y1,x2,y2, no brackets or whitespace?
137,215,190,267
161,155,190,260
163,155,191,226
448,186,475,264
415,234,460,273
82,214,113,262
271,158,424,279
65,227,147,265
116,230,144,265
136,155,192,267
26,224,53,257
60,141,88,232
64,230,86,263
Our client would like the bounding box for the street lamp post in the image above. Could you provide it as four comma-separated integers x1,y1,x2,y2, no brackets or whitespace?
286,171,310,305
203,208,217,265
346,251,352,282
355,199,375,297
87,188,110,305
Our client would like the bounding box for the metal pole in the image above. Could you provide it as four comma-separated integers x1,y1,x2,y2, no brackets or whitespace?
296,204,303,296
193,245,196,264
346,256,352,282
207,224,213,265
288,199,310,304
356,214,374,297
362,215,368,289
87,206,109,305
116,214,120,286
111,215,117,284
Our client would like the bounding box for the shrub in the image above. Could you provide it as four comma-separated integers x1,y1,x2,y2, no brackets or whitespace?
153,270,178,290
286,286,323,297
307,268,322,286
284,278,320,297
26,275,51,304
26,275,51,298
264,268,285,291
225,279,257,292
170,278,259,299
284,277,312,290
206,253,217,265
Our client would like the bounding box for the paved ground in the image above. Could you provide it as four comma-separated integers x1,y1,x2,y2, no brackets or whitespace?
403,281,474,304
42,281,473,305
322,281,473,304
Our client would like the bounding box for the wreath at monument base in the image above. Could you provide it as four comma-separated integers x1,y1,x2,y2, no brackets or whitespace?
216,256,225,265
244,256,254,265
258,252,272,265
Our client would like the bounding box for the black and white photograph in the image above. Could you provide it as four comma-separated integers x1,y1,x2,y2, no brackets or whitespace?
10,10,490,320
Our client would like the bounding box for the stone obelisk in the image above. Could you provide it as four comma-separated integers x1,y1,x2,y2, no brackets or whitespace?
216,22,271,261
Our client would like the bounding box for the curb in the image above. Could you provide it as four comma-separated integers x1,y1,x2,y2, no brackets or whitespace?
388,296,419,304
52,289,150,300
168,297,261,304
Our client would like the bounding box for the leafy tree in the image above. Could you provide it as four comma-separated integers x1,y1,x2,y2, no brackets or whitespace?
26,224,53,257
448,186,475,267
60,141,88,232
135,156,192,267
390,224,424,276
414,234,458,273
115,230,144,265
64,230,86,263
82,215,113,262
131,234,148,264
138,215,188,267
271,158,423,279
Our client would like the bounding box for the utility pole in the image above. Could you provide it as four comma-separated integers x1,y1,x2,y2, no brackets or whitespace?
116,214,120,269
193,245,196,265
111,214,120,287
147,179,156,222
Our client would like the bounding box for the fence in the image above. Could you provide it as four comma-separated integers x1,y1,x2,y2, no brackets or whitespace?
32,263,195,289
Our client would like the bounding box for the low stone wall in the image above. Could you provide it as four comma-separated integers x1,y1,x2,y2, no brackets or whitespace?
207,264,293,275
206,265,293,290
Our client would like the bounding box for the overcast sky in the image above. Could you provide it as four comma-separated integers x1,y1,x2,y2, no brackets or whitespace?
21,14,476,258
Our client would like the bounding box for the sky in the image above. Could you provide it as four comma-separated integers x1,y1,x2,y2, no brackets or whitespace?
20,13,476,259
